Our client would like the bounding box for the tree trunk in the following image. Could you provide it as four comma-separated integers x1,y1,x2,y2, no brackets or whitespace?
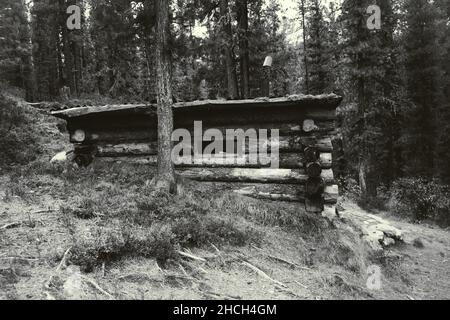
155,0,176,192
237,0,250,98
300,0,309,94
220,0,239,100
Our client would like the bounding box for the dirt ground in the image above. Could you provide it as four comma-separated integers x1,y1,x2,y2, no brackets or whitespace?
0,102,449,300
1,186,449,300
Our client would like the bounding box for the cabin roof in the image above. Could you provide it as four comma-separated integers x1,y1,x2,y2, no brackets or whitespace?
51,94,343,120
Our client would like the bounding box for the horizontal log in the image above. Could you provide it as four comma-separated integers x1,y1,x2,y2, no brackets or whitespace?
71,124,304,143
306,162,322,178
233,184,338,204
178,168,334,184
95,136,333,157
300,137,333,152
97,143,158,156
71,129,158,143
72,124,336,146
324,185,339,204
95,152,332,169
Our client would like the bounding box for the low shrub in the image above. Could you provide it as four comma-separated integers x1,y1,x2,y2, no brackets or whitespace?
0,94,40,166
65,188,260,271
389,178,450,226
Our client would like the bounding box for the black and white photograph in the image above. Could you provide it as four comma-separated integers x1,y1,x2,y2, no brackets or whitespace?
0,0,449,305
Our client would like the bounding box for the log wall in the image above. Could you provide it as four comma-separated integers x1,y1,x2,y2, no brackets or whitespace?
52,94,342,213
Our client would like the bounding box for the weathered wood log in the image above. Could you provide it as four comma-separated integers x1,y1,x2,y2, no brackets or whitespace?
324,185,339,204
69,122,335,144
304,146,320,163
97,143,158,156
234,189,300,202
300,137,333,152
95,136,332,157
305,177,325,196
303,119,318,133
71,130,86,143
232,183,338,204
95,152,333,169
70,129,158,143
178,168,334,184
306,161,322,178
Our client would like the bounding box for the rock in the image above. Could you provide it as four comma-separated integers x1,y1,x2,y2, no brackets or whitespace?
382,237,396,247
63,266,85,300
339,202,403,251
50,151,67,163
413,238,425,248
51,150,74,164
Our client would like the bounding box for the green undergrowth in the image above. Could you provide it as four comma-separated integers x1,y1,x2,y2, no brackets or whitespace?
5,154,374,278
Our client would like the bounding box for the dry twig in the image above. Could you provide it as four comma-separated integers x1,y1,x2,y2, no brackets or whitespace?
241,261,287,288
177,250,207,262
82,276,114,300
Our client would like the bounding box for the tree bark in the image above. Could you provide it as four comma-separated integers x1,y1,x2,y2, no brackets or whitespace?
155,0,176,192
237,0,250,98
179,168,334,184
220,0,239,100
300,0,309,94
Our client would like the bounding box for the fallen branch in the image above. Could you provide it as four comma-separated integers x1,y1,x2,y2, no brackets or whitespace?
294,280,308,289
251,244,310,270
210,243,221,255
32,209,57,215
82,276,114,300
178,263,189,277
266,255,299,269
1,222,22,230
56,248,71,272
177,250,207,262
0,256,39,262
241,261,287,288
202,290,241,300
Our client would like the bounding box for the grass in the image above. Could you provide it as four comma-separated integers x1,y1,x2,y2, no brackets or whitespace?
44,163,261,271
3,157,373,279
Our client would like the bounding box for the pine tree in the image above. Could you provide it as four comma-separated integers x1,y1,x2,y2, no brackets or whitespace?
31,0,62,100
402,0,444,178
89,0,140,99
0,0,35,100
340,0,401,196
434,0,450,182
237,0,250,98
155,0,176,192
305,0,333,94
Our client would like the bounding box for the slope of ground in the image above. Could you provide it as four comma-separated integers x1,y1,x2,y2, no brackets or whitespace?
0,98,449,300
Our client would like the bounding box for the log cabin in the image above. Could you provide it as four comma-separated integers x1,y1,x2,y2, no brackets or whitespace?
52,94,342,214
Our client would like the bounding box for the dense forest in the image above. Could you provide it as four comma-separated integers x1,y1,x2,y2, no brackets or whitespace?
0,0,449,216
